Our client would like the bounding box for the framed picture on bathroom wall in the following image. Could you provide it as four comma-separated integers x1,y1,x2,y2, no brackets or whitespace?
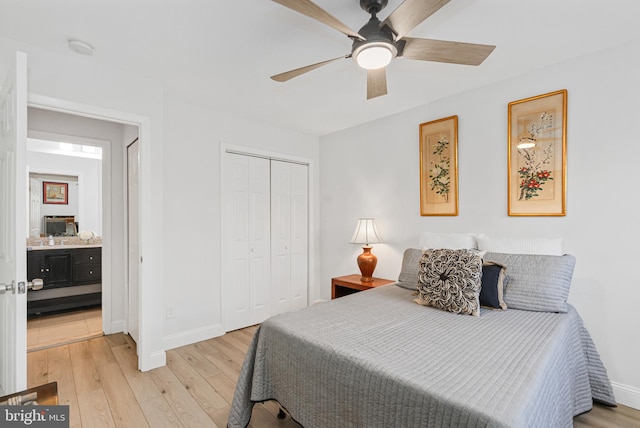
419,115,459,216
508,89,567,216
43,182,68,204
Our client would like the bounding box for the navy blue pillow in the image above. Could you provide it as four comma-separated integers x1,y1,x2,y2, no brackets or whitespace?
480,262,507,309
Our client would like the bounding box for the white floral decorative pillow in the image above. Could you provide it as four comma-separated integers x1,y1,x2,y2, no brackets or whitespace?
415,249,482,316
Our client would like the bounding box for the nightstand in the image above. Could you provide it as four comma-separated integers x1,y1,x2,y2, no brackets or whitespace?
331,274,395,299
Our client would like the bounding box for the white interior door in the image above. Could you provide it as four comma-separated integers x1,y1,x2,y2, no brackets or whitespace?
127,139,140,344
0,51,28,395
222,153,270,331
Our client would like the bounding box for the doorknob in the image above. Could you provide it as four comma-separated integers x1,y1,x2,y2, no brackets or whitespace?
0,280,16,294
0,279,43,294
27,279,44,291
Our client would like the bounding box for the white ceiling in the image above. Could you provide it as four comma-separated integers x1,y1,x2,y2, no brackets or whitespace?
1,0,639,136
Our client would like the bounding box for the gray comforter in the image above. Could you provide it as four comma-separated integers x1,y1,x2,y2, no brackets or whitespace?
228,285,615,428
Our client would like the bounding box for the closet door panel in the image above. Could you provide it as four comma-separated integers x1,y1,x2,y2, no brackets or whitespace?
290,163,308,310
270,161,292,315
223,153,251,331
223,154,270,331
248,157,271,325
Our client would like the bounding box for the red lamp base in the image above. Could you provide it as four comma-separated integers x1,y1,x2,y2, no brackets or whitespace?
357,246,378,282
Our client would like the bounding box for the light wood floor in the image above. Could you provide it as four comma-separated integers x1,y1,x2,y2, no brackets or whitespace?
28,307,102,351
27,326,640,428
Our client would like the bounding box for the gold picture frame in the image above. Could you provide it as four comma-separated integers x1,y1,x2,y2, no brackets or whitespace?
419,115,458,216
508,90,567,216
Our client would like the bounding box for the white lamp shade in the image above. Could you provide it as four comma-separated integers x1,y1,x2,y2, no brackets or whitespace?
350,218,383,245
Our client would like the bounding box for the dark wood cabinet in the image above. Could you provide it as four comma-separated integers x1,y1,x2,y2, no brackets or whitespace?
72,248,102,285
45,252,73,287
27,250,73,288
27,247,102,316
26,252,44,284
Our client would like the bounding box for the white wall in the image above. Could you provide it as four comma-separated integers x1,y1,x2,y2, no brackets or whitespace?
161,95,320,349
319,40,640,409
0,36,166,370
0,35,321,370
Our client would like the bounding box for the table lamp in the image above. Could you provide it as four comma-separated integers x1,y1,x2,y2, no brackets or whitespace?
350,218,383,282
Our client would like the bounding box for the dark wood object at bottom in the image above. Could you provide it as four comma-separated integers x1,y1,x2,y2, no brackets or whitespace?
331,274,395,299
0,381,58,406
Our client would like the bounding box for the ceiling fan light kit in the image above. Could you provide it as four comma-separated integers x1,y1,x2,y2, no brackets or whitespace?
354,43,395,70
352,11,399,70
270,0,496,99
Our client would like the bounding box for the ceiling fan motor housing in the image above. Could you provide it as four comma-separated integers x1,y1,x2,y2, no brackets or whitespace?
352,16,399,63
360,0,388,14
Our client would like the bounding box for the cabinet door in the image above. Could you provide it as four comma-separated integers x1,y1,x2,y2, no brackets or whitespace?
43,252,73,288
26,252,45,282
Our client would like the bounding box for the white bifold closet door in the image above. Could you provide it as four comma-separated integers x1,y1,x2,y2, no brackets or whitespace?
222,153,308,332
270,160,308,315
223,154,271,331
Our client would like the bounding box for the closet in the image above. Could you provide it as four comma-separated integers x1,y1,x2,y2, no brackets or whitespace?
222,152,309,332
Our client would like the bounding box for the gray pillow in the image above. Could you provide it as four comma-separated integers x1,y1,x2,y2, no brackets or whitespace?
395,248,423,290
483,252,576,313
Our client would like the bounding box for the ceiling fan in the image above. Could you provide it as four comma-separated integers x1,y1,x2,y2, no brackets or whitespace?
270,0,496,99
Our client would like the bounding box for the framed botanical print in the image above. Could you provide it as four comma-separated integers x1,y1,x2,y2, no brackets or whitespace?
419,115,458,216
508,90,567,216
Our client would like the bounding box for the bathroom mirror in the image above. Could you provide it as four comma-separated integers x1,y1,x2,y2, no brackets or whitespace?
27,138,103,237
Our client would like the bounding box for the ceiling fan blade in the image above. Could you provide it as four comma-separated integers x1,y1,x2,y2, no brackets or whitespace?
271,56,346,82
367,68,387,100
401,37,496,65
382,0,451,40
272,0,363,40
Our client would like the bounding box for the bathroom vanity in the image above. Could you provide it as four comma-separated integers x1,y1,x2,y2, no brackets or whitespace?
26,245,101,316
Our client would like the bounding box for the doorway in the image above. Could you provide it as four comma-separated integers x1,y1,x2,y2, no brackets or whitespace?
24,107,139,351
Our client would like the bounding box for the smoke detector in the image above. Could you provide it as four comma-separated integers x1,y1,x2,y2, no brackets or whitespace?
68,40,94,56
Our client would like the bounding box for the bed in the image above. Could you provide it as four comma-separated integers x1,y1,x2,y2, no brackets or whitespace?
228,248,615,428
